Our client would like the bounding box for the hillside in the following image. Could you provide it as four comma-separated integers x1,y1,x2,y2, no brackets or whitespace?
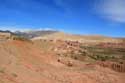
0,30,125,83
0,39,125,83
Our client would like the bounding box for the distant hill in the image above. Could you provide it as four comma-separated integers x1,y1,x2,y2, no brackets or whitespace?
14,30,58,39
0,30,125,43
0,30,15,40
0,30,13,34
32,31,124,43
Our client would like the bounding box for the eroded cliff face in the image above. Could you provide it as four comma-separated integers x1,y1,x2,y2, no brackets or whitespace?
0,40,125,83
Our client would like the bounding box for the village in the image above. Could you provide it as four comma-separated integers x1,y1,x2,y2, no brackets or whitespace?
34,38,125,73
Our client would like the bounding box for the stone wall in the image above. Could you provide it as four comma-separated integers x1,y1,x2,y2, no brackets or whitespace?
97,61,125,72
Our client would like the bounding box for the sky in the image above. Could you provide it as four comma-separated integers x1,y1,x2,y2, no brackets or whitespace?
0,0,125,37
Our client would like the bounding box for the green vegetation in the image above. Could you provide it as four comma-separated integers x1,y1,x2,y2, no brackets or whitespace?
122,55,125,60
13,36,32,43
57,44,125,63
80,45,125,61
90,55,115,61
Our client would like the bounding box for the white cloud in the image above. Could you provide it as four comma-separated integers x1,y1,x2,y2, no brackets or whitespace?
36,27,56,31
0,26,32,32
0,26,57,32
95,0,125,23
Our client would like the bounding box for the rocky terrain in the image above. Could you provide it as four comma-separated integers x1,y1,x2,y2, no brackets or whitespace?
0,30,125,83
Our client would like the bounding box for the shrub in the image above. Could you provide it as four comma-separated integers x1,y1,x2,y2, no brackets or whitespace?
12,73,18,77
122,55,125,60
0,68,5,73
67,61,73,67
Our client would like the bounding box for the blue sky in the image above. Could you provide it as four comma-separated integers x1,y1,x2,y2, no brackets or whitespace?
0,0,125,37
